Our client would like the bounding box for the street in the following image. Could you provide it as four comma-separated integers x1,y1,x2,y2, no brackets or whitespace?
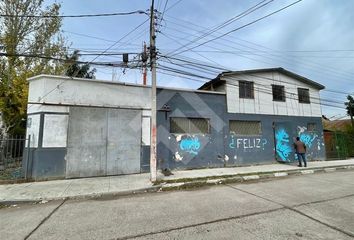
1,170,354,240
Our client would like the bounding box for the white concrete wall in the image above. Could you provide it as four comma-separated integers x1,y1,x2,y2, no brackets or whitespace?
28,75,152,109
221,72,322,117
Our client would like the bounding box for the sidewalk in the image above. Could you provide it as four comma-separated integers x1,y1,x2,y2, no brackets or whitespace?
1,159,354,203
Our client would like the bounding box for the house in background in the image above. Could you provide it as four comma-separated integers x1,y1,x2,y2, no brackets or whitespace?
24,68,326,180
322,117,353,159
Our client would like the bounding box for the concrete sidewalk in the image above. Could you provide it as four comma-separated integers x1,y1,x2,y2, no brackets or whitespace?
1,159,354,203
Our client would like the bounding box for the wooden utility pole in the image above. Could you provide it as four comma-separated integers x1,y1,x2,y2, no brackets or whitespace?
149,0,157,182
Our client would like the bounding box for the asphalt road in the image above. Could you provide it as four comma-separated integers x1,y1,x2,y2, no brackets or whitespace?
1,170,354,240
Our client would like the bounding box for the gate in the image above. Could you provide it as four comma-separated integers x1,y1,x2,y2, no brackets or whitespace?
0,136,28,180
66,107,142,178
274,122,295,162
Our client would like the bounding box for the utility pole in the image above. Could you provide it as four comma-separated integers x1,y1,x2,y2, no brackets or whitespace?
149,0,157,182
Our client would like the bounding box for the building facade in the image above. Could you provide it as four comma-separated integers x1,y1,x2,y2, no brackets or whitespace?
24,68,326,180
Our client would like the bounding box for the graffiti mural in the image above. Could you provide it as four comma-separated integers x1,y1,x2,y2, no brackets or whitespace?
179,136,201,155
173,134,205,162
229,135,268,150
296,126,322,160
297,126,318,148
275,128,292,161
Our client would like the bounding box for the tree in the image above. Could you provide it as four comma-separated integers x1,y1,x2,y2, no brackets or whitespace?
0,0,67,136
345,95,354,128
64,50,96,79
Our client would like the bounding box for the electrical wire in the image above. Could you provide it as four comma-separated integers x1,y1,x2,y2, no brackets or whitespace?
161,18,354,84
0,10,147,18
172,0,303,55
167,0,274,56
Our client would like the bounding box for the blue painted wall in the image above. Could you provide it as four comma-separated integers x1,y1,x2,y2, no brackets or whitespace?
157,89,227,170
157,89,326,170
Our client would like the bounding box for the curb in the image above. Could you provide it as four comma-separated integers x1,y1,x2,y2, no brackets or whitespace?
0,186,162,205
1,164,353,204
158,164,354,191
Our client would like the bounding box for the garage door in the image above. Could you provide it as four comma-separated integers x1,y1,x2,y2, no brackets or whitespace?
66,107,141,178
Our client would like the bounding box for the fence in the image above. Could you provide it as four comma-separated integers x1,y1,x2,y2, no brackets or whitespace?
0,135,29,180
324,131,354,160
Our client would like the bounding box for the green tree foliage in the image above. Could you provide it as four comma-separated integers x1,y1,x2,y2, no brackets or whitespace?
0,0,67,136
65,50,96,79
345,95,354,118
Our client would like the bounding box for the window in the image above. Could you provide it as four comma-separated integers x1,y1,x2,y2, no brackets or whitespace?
272,85,285,102
170,117,210,134
229,120,262,135
239,81,254,99
307,123,316,132
298,88,310,103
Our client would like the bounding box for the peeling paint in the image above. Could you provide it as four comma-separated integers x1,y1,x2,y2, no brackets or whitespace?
175,152,183,161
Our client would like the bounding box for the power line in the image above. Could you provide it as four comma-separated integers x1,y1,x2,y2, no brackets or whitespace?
0,10,147,18
167,0,274,56
88,19,149,63
161,18,354,83
172,0,303,55
165,0,184,12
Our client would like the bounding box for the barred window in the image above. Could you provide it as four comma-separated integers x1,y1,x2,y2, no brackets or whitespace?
307,123,316,132
272,85,285,102
239,81,254,99
170,118,210,134
298,88,310,103
229,120,262,135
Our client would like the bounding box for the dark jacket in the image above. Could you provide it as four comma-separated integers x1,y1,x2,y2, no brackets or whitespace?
294,140,306,153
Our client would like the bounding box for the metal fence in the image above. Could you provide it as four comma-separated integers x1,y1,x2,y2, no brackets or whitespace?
0,136,28,180
324,131,354,160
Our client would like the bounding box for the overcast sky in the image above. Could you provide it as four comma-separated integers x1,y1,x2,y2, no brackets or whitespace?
46,0,354,118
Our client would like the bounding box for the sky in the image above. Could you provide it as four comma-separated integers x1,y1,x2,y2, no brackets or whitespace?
45,0,354,119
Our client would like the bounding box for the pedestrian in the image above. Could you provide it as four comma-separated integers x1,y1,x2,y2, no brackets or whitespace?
294,137,307,167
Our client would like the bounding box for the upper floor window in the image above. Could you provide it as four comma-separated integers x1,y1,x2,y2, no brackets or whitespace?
272,85,285,102
239,81,254,99
170,117,210,134
298,88,310,103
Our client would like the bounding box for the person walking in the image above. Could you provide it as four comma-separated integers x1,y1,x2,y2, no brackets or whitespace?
294,137,307,167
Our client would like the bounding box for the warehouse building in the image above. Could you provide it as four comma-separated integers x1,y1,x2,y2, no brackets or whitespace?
24,68,326,180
